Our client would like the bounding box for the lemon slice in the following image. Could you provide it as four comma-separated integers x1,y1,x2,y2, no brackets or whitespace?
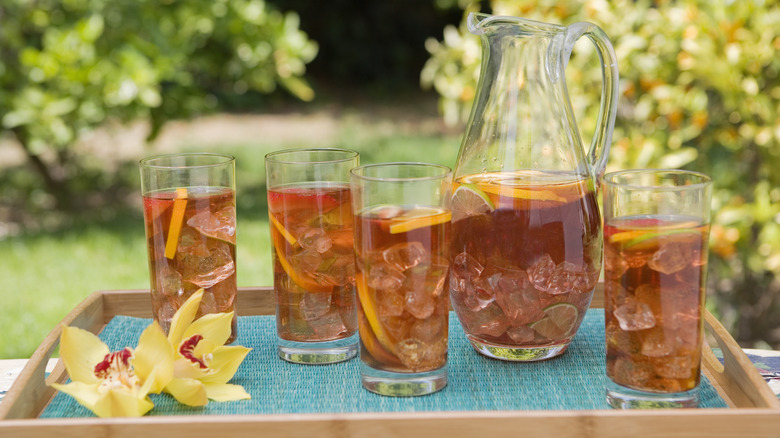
388,207,451,234
451,184,495,221
530,303,579,339
269,213,297,246
165,188,188,259
476,183,567,203
355,272,395,353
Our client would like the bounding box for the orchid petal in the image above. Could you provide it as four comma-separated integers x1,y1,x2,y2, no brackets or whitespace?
168,289,203,346
165,377,208,407
50,381,102,412
133,322,174,393
59,326,109,384
93,389,154,418
173,358,210,380
183,312,234,348
199,346,252,384
203,383,251,402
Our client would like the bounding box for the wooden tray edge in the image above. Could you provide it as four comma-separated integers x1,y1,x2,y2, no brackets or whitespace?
2,286,778,431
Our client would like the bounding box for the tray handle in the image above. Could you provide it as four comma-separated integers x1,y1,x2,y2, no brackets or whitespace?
702,309,780,408
0,291,106,420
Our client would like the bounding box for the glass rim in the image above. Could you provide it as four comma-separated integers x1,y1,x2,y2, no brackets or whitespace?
350,162,452,182
264,148,359,165
139,152,235,169
603,168,712,191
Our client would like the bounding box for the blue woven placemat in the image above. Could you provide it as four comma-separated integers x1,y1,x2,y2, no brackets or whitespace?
41,310,727,417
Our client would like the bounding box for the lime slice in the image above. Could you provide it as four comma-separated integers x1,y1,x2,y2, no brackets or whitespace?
530,303,579,339
451,184,495,221
625,229,701,248
388,207,451,234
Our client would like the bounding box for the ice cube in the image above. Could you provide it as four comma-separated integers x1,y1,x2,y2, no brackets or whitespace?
451,252,484,285
614,299,656,331
181,242,236,289
606,320,640,354
383,241,428,272
301,291,332,321
312,247,355,287
177,227,210,257
544,261,580,295
187,206,236,243
300,228,333,254
377,290,405,317
410,316,446,344
648,241,692,274
655,355,694,379
381,314,412,341
395,338,447,372
367,263,405,291
157,300,177,332
640,327,674,357
405,289,436,319
290,247,322,273
156,264,183,298
460,303,511,338
199,290,219,315
506,325,535,343
308,309,347,340
528,254,556,292
209,279,236,311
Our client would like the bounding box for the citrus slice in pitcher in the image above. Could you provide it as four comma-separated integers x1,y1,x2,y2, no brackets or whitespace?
451,183,495,221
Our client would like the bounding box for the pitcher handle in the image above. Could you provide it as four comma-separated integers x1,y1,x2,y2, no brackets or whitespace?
564,22,619,184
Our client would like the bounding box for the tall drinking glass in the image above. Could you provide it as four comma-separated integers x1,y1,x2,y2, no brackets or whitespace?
140,153,238,343
351,162,452,396
602,169,713,408
265,148,359,364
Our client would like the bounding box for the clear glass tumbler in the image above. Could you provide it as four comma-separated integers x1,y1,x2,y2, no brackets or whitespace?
139,153,238,343
350,162,452,396
602,169,713,408
265,148,360,364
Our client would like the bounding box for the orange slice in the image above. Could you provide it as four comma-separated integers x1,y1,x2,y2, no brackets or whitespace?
269,213,297,246
271,232,333,293
355,272,395,353
358,309,401,366
388,207,451,234
165,188,188,259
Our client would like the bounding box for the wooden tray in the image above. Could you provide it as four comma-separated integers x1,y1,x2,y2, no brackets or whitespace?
2,285,779,438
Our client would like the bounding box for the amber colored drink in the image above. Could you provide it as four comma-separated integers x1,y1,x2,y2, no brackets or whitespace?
450,171,601,356
354,205,450,373
143,186,237,342
268,183,358,342
604,216,708,393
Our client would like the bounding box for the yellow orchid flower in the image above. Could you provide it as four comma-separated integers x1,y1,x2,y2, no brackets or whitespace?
50,321,173,417
164,289,251,406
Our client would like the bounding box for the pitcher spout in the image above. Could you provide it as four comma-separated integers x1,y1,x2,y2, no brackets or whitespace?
467,12,564,36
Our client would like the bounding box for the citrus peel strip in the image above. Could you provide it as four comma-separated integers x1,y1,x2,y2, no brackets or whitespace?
355,272,395,353
165,188,188,259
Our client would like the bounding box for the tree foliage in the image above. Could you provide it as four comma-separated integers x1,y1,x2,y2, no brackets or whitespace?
0,0,317,209
422,0,780,347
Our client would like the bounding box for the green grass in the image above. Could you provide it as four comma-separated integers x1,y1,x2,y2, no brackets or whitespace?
0,123,461,359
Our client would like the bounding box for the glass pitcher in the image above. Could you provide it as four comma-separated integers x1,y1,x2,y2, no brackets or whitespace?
450,13,619,361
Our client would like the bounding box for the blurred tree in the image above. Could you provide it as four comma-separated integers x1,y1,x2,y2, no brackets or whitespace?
0,0,317,210
422,0,780,348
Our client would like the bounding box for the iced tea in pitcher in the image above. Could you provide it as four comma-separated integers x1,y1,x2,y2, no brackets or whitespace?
450,171,602,360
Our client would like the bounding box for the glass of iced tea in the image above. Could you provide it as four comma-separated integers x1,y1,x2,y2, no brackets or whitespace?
602,169,713,408
265,148,359,364
350,162,452,396
139,153,238,343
